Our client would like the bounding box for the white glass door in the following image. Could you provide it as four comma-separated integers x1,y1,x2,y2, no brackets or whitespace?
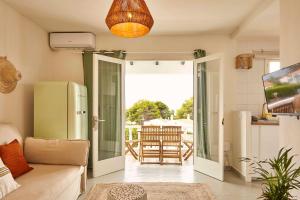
193,53,224,181
92,54,125,177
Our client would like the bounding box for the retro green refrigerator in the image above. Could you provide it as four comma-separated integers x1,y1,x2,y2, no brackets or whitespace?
34,81,88,139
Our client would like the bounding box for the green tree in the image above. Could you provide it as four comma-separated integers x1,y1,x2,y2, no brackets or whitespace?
126,100,161,124
154,101,171,119
176,97,193,119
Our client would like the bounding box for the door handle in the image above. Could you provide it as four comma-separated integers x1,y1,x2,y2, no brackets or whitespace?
97,119,106,122
92,117,106,129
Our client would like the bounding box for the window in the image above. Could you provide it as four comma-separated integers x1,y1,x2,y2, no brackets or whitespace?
266,60,280,73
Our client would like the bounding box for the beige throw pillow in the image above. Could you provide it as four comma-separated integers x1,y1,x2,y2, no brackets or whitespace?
0,158,20,198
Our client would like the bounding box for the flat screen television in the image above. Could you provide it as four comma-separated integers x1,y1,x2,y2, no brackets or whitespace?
262,63,300,115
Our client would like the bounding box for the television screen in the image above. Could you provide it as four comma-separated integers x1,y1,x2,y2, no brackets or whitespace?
262,63,300,115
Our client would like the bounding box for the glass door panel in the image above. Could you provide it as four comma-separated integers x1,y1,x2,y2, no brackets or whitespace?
92,55,125,177
194,53,224,181
98,60,122,161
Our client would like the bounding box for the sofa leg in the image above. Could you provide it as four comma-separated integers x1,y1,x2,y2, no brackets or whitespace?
81,166,87,193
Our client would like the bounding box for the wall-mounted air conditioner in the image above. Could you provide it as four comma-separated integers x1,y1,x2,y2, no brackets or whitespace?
49,32,96,50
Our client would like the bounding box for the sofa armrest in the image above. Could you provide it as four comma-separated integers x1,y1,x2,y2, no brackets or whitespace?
24,137,90,166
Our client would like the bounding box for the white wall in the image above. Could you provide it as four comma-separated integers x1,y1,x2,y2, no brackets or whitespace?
234,37,279,115
280,0,300,67
0,1,52,138
97,34,234,60
279,0,300,156
0,1,83,138
47,50,84,84
235,58,265,115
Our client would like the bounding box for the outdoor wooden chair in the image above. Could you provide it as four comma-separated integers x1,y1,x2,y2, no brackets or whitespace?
139,126,162,164
183,140,193,160
125,139,139,160
161,126,182,165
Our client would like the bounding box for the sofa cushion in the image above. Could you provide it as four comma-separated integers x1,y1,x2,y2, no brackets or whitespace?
5,164,83,200
24,137,89,166
0,139,33,178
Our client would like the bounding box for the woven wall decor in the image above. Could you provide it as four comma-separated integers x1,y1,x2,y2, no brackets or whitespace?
235,54,254,69
105,0,154,38
0,57,22,94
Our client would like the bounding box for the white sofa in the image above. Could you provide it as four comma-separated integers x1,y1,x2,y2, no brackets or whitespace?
0,124,90,200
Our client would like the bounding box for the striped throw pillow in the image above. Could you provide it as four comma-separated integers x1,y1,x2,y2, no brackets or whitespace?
0,158,20,198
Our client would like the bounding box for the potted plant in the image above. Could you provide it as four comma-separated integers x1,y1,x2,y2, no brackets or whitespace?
244,148,300,200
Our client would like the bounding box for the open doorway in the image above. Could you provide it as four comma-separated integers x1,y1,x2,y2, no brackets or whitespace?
91,53,224,181
125,60,194,167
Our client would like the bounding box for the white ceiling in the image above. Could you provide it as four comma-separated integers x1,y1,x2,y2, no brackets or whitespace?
4,0,279,37
237,0,280,37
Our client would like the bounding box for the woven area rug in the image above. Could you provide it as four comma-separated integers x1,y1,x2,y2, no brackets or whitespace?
86,183,216,200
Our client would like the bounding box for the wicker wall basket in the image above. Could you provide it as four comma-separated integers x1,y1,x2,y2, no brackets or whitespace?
235,54,254,69
0,57,22,94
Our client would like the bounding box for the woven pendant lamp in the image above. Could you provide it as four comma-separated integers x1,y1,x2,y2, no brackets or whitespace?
105,0,154,38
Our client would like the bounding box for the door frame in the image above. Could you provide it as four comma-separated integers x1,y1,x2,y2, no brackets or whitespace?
92,54,126,177
193,53,224,181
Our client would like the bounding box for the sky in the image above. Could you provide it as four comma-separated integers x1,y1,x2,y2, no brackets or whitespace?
125,61,193,111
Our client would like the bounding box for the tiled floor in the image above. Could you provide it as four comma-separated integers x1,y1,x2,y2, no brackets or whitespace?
80,156,261,200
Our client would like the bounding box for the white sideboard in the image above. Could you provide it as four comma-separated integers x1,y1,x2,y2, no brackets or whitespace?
232,111,279,182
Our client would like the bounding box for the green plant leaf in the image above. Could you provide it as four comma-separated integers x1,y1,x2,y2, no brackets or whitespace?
241,147,300,200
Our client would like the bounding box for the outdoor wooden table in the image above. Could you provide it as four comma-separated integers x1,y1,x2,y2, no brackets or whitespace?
125,140,139,160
